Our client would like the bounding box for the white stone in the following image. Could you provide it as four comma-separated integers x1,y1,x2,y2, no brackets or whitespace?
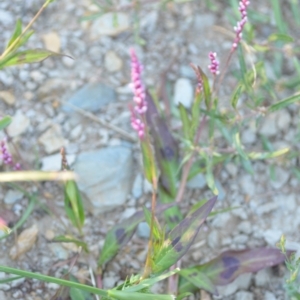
38,125,67,154
238,221,252,234
7,111,30,137
104,50,123,73
41,153,76,171
70,124,82,139
207,230,219,248
0,9,13,26
254,268,271,287
0,91,15,105
173,78,194,108
90,13,130,38
42,31,61,52
263,229,282,246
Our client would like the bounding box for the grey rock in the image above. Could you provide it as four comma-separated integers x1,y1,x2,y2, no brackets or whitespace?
235,291,254,300
257,202,279,215
239,174,256,196
137,222,150,239
4,190,23,204
276,110,291,131
260,114,277,137
208,230,219,249
233,234,248,245
226,162,238,177
132,174,143,199
104,50,123,73
0,69,13,86
70,124,82,140
193,13,216,30
0,9,13,26
121,208,136,220
238,221,252,235
7,111,30,137
63,83,116,113
90,12,130,38
254,268,271,287
74,146,133,214
173,78,194,108
0,291,7,300
103,276,119,289
140,11,158,33
49,244,68,260
264,291,276,300
187,173,206,189
263,229,282,246
241,128,256,144
270,167,289,189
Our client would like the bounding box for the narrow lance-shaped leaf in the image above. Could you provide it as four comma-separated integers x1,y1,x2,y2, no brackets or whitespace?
152,196,217,274
145,91,182,228
178,103,192,141
268,33,294,43
64,180,85,233
143,206,163,241
268,93,300,113
98,203,174,267
0,49,69,68
231,84,242,110
140,138,157,184
51,235,89,253
145,91,179,197
198,67,211,110
0,116,12,130
179,248,286,294
6,19,22,49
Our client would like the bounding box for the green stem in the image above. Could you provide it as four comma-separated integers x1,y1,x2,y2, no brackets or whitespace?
0,265,108,297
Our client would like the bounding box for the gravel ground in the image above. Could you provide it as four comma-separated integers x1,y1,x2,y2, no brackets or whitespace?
0,0,299,299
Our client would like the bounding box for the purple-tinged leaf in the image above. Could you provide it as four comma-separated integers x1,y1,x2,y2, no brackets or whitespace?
179,248,286,294
145,91,178,197
152,196,217,274
98,203,174,267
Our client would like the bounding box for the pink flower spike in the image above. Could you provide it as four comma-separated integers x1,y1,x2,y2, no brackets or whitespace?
208,52,220,76
0,139,21,170
232,0,250,50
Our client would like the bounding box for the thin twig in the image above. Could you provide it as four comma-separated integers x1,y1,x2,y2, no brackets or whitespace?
60,100,137,142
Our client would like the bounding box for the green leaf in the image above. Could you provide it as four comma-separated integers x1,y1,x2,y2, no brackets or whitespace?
6,19,22,49
52,235,89,253
199,68,211,110
248,148,289,159
233,130,248,160
141,139,157,184
179,269,217,294
0,49,65,68
205,155,218,195
152,196,217,274
268,33,294,43
179,248,286,294
0,265,108,297
107,290,175,300
241,156,254,174
231,84,242,109
98,203,174,266
0,116,12,130
64,180,85,233
268,93,300,113
191,92,203,138
178,103,192,141
69,275,94,300
143,206,163,241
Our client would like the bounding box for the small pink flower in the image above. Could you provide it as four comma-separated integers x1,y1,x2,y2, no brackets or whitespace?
129,48,147,139
208,52,220,76
232,0,250,50
0,139,21,170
